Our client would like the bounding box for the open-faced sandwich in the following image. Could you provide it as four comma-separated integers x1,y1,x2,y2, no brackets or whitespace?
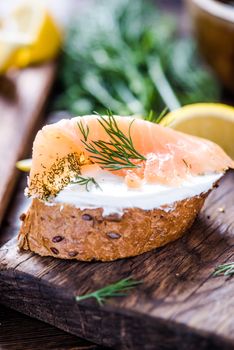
18,114,234,261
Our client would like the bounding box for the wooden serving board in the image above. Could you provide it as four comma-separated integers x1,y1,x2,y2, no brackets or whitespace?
0,165,233,349
0,62,56,223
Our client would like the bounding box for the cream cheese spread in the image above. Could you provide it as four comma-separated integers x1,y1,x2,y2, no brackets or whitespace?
53,167,223,217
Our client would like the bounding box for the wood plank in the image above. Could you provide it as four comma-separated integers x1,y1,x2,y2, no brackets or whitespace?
0,304,107,350
0,167,233,349
0,62,56,223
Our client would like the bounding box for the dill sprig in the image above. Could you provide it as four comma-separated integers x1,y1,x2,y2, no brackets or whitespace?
78,120,89,141
144,107,168,123
78,112,146,171
71,175,101,191
75,278,142,306
213,262,234,277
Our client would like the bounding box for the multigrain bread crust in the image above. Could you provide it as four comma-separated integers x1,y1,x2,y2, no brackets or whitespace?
18,192,209,262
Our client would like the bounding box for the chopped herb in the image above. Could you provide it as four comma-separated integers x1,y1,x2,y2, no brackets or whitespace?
28,152,89,200
213,262,234,277
75,278,142,305
182,158,190,168
78,111,146,171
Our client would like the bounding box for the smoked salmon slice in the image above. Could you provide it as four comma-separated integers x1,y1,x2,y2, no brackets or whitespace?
28,115,234,199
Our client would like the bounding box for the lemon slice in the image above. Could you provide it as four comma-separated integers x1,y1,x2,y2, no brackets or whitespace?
161,103,234,159
16,159,32,172
0,0,61,73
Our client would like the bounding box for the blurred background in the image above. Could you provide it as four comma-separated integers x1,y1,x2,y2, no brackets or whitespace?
1,0,234,118
0,0,234,348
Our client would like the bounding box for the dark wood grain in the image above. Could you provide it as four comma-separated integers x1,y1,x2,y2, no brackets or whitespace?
0,62,56,223
0,169,233,350
0,305,106,350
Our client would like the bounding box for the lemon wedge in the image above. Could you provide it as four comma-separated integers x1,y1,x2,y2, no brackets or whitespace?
0,0,61,73
16,159,32,172
161,103,234,159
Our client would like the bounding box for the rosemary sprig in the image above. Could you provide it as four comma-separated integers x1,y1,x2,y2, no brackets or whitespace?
75,278,142,306
78,112,146,171
71,175,101,191
213,262,234,277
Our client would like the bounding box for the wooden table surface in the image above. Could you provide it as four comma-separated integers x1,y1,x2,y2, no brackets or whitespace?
0,305,106,350
0,1,233,350
0,171,110,350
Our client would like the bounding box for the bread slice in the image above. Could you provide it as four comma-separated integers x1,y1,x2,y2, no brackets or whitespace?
18,192,208,262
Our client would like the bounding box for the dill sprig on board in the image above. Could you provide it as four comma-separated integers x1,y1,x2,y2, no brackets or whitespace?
77,112,146,171
75,278,142,305
71,175,101,191
213,262,234,277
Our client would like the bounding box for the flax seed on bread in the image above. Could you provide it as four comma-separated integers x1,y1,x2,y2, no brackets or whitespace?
18,192,208,262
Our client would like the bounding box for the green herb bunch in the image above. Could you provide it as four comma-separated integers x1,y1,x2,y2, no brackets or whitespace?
55,0,219,118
